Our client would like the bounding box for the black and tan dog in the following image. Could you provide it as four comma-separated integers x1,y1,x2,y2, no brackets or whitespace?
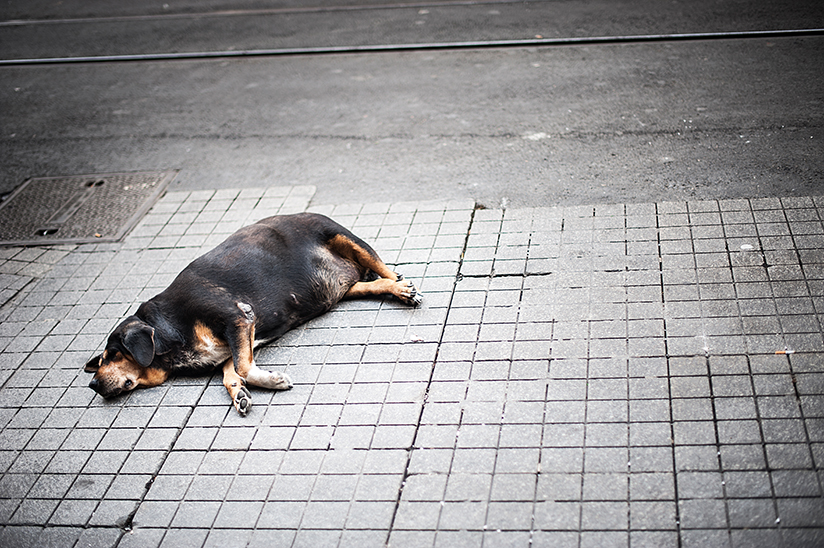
85,212,421,415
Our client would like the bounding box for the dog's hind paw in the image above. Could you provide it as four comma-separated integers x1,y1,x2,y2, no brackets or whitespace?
409,288,423,307
234,385,252,416
397,279,423,307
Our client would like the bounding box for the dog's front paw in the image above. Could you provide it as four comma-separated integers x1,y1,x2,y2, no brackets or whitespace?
233,385,252,416
270,371,293,391
247,368,293,390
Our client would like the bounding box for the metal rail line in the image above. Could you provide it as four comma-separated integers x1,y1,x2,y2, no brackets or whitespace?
1,28,822,67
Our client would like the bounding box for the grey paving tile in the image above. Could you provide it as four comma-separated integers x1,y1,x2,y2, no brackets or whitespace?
159,528,209,548
719,444,767,470
776,497,824,527
402,473,447,502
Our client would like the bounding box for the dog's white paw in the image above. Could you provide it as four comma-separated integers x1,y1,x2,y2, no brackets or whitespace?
247,368,293,390
270,371,293,390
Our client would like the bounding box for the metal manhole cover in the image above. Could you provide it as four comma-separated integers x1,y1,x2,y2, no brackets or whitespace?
0,170,176,246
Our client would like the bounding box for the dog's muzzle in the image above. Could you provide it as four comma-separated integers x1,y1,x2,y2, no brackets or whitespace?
88,377,118,398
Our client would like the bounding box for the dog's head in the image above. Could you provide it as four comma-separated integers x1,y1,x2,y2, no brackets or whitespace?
85,316,156,398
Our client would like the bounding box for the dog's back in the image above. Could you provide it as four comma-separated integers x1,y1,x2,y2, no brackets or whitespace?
154,213,373,354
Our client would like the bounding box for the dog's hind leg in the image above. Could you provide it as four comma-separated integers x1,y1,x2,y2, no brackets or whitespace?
328,234,423,306
345,277,421,306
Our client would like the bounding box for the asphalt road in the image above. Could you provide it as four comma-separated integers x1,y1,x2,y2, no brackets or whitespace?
1,0,822,208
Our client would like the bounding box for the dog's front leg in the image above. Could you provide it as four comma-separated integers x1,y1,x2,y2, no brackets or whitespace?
222,359,252,416
225,302,292,415
221,302,258,415
233,304,293,390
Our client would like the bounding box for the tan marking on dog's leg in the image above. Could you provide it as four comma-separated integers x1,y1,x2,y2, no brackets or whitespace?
223,359,252,416
231,303,257,379
345,278,398,298
228,303,292,391
345,277,422,306
328,234,397,280
225,302,292,402
330,234,422,306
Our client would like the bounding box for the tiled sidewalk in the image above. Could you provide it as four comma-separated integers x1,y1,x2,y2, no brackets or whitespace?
0,189,823,547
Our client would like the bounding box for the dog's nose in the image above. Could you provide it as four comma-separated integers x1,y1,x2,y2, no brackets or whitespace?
89,378,99,390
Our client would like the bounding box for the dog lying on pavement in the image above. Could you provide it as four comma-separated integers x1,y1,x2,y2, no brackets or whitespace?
84,212,421,415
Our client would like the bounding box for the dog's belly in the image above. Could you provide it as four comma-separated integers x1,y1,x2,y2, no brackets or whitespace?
254,246,361,337
181,321,233,371
198,337,233,365
309,245,362,306
182,321,285,372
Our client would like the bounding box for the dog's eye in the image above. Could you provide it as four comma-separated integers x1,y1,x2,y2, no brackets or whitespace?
124,379,133,388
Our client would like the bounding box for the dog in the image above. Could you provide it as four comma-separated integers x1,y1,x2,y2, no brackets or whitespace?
84,212,421,415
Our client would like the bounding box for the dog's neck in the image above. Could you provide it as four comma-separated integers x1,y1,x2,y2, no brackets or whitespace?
136,300,186,362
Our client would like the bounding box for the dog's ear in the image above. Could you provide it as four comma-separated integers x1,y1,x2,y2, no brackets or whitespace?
84,355,102,372
122,323,156,368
